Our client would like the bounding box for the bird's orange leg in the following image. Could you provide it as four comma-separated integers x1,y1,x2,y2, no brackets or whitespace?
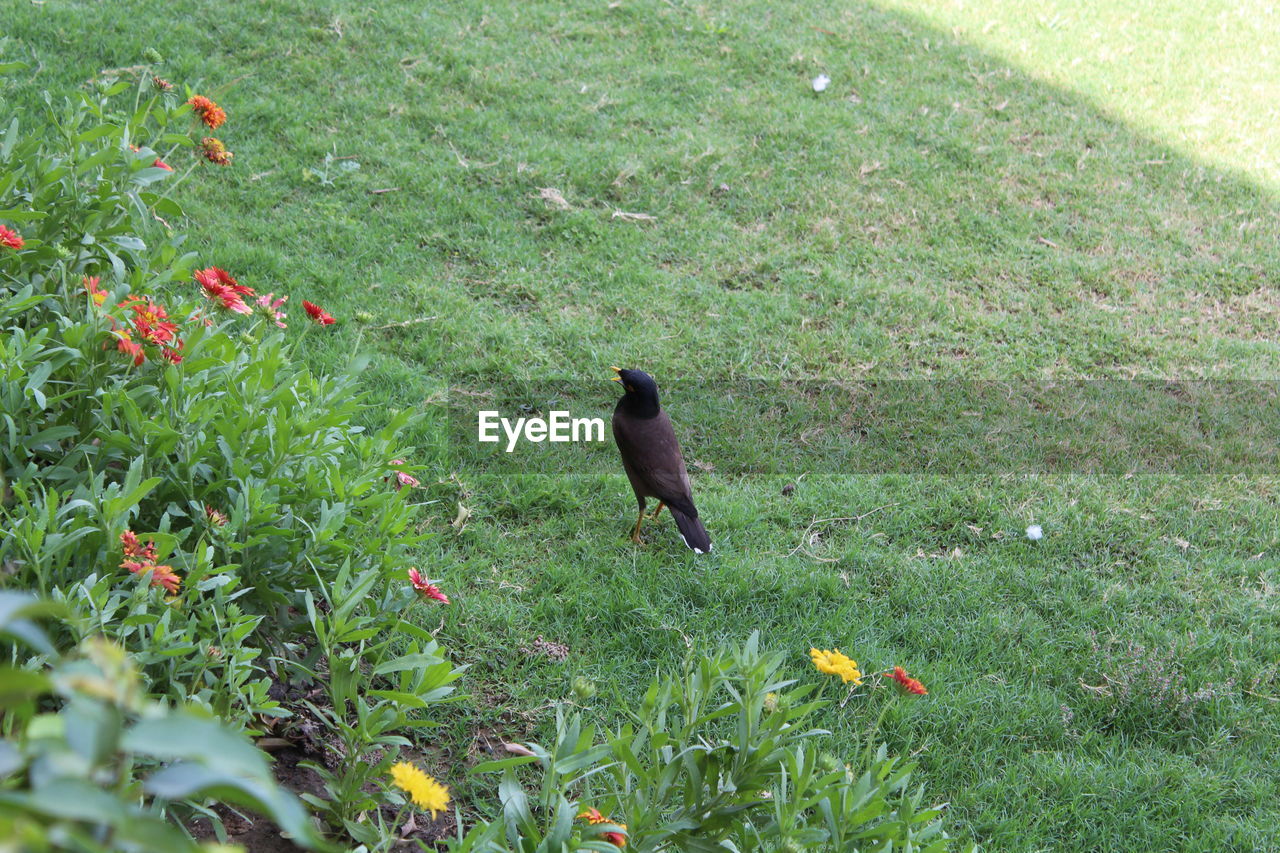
650,501,665,521
630,507,646,545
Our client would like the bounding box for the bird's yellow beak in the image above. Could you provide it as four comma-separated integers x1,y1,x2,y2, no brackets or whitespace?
610,366,622,382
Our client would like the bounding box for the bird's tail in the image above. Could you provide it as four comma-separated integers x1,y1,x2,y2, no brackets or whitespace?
670,508,712,554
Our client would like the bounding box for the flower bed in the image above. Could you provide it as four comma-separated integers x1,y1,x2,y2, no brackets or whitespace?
0,57,965,852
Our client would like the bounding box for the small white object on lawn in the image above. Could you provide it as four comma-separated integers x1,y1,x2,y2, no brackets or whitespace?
812,74,831,93
1026,524,1043,541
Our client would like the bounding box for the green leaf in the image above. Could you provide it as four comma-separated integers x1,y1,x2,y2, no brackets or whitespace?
75,146,118,175
0,118,17,160
0,208,48,222
73,124,119,145
110,235,147,253
471,755,541,774
366,689,429,709
122,712,269,777
0,665,52,707
0,592,63,654
143,763,322,848
63,698,122,767
151,196,185,218
0,740,22,778
131,166,173,186
372,651,444,676
3,777,130,825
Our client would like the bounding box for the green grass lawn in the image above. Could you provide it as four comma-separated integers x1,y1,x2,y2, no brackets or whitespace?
6,1,1280,849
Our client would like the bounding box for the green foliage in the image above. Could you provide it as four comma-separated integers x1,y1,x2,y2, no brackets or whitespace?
0,53,431,706
0,591,322,852
0,63,463,849
286,563,466,841
454,634,968,852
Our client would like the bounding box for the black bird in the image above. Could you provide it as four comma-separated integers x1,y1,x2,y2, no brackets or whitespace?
610,367,712,553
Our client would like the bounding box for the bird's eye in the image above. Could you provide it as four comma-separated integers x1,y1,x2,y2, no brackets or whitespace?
625,384,634,392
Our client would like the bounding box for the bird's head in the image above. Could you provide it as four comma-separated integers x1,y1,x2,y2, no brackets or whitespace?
611,367,661,415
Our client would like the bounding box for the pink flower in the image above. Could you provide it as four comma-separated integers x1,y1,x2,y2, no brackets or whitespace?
408,568,449,604
255,292,288,328
388,459,420,490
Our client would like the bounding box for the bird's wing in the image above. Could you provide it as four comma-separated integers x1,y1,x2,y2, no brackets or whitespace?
612,411,697,515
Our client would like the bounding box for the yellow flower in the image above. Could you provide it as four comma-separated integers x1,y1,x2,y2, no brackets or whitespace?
810,647,863,685
389,762,450,817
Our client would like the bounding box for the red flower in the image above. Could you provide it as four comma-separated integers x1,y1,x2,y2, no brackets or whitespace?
124,298,180,346
200,137,233,165
0,225,23,251
388,459,420,489
302,300,337,325
195,267,253,314
120,530,158,561
408,568,449,604
204,505,229,527
153,76,173,91
188,95,227,130
888,666,928,695
84,276,107,306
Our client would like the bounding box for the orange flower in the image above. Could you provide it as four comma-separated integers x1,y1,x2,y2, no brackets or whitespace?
120,530,157,561
577,808,627,847
408,568,449,604
888,666,928,695
578,808,607,825
0,225,23,250
302,300,337,325
84,276,108,306
200,137,233,165
112,328,146,366
123,559,181,594
188,95,227,130
204,505,229,527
